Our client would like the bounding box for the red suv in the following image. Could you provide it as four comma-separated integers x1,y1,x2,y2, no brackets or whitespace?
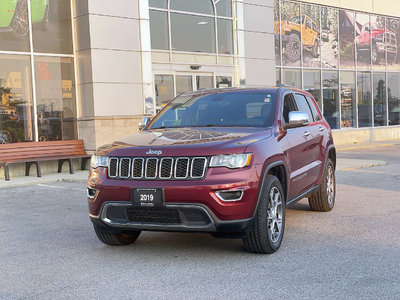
87,87,336,254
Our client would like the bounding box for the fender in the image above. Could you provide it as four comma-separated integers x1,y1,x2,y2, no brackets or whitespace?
251,160,289,219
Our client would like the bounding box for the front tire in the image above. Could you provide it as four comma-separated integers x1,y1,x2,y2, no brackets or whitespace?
242,175,285,254
308,158,336,212
94,225,141,246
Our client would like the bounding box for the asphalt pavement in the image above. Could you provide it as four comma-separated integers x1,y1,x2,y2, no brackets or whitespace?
0,144,399,299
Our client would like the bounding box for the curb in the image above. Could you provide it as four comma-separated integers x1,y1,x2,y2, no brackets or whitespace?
337,143,395,152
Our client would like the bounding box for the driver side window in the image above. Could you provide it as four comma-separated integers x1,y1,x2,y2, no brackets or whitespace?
282,93,298,124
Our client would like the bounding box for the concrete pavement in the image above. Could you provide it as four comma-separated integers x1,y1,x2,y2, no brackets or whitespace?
0,144,399,298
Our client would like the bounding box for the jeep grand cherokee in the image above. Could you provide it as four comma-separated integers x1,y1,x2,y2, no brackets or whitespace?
87,87,336,254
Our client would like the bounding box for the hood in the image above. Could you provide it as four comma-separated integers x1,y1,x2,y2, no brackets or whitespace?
96,127,272,157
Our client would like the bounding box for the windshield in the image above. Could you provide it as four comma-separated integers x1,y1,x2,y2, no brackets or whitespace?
149,91,277,129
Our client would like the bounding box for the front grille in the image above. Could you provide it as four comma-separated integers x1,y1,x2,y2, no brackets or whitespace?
126,207,181,224
108,156,208,180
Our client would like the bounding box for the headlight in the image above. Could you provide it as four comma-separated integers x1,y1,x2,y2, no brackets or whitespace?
209,153,252,169
90,155,109,169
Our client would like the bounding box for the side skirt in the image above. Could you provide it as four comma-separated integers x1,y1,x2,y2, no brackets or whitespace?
286,185,320,206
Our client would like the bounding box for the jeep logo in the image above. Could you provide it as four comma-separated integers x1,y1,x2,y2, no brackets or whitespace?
146,149,163,155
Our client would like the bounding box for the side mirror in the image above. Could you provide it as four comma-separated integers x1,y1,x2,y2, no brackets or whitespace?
138,116,151,131
283,111,309,130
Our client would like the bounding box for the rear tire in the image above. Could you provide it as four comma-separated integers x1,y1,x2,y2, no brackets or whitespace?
94,225,141,246
308,158,335,212
242,175,285,254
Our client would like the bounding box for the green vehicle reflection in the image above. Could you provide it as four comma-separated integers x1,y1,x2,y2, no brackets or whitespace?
0,0,49,38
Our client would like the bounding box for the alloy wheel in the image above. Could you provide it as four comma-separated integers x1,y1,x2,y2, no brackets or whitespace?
267,187,283,243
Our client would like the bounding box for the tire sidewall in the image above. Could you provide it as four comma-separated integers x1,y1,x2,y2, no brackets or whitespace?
256,175,286,251
321,159,336,210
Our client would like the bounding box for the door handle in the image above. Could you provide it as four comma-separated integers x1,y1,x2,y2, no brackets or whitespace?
319,126,325,131
304,131,311,137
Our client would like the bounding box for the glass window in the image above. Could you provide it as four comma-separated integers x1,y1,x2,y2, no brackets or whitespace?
196,76,214,90
217,19,233,54
216,76,232,88
388,73,400,126
357,72,372,127
373,73,387,126
294,93,313,122
0,0,30,52
322,71,339,129
356,13,371,69
302,4,320,68
155,75,174,106
215,0,232,17
339,10,355,69
34,56,76,141
371,16,386,70
303,70,322,111
176,75,192,95
170,0,214,15
150,91,277,129
149,0,167,8
274,0,281,66
281,1,301,67
282,93,298,124
150,10,169,50
306,96,322,121
0,54,34,143
321,7,338,68
171,13,215,53
282,69,301,89
276,68,281,85
385,18,399,71
32,0,73,54
340,71,356,128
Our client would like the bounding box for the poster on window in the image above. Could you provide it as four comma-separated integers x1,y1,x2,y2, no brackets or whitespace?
355,13,371,69
339,10,355,69
302,4,320,68
280,1,301,67
321,7,338,68
386,18,400,71
274,0,281,66
370,16,386,70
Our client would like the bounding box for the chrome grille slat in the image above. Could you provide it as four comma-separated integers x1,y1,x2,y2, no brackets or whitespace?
119,158,131,178
175,157,190,179
107,156,207,180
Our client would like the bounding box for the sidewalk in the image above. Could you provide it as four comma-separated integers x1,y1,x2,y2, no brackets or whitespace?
0,170,88,189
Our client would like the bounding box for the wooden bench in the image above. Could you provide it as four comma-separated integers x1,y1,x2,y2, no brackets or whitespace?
0,140,91,181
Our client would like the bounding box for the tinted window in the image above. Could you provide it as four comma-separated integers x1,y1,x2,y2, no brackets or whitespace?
150,92,277,129
294,93,313,122
282,93,298,124
170,0,214,15
171,13,215,53
150,10,169,50
306,96,321,121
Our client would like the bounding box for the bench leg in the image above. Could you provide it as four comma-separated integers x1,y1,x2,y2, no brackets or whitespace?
4,163,10,181
57,159,65,173
68,159,74,174
26,162,32,176
35,162,41,178
81,157,90,170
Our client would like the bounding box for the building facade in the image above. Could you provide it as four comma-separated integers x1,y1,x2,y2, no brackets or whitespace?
0,0,399,157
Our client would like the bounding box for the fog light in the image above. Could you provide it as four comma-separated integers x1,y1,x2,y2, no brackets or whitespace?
215,190,243,202
87,187,97,199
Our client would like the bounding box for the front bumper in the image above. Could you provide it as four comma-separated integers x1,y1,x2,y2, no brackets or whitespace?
88,164,263,225
90,201,253,234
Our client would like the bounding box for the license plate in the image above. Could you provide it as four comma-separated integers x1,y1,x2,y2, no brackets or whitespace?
132,188,164,208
